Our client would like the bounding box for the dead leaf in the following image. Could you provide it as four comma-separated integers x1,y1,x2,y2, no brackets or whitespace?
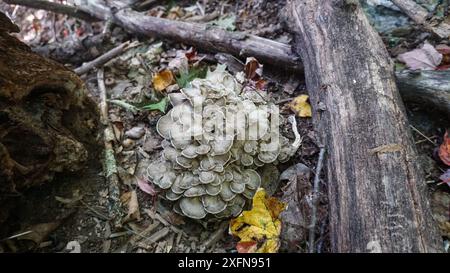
121,190,141,222
439,169,450,187
439,131,450,166
137,176,158,196
153,70,174,92
288,95,312,117
397,42,443,70
436,44,450,65
230,188,286,253
236,241,258,253
244,57,263,81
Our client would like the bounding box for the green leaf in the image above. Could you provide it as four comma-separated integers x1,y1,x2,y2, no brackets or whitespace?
209,15,236,31
176,66,207,88
141,97,169,113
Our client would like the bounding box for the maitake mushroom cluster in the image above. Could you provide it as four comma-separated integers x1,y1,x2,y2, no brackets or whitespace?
147,65,300,219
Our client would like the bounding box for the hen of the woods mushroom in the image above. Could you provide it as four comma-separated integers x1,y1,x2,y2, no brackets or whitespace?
147,65,301,220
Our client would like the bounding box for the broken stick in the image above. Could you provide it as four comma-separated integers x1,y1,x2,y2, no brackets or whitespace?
75,41,139,75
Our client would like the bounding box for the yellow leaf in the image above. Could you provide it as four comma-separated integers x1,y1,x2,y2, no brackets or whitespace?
153,70,174,92
230,188,286,253
288,94,312,117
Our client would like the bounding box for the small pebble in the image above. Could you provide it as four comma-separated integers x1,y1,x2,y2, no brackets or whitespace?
122,138,135,149
125,127,145,139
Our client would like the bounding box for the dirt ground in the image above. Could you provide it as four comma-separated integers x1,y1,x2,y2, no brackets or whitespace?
0,0,448,253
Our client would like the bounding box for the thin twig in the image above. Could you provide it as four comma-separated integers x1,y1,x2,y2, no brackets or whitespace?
75,41,139,75
98,68,122,228
409,125,436,145
308,146,326,253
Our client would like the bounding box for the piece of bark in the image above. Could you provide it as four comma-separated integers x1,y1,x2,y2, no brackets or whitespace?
0,12,99,206
396,70,450,116
286,0,442,252
391,0,450,39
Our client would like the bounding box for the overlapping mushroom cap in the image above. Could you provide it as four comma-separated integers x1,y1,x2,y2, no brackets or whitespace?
147,65,297,219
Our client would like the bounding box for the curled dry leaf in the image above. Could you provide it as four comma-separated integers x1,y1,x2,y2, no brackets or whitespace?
288,94,312,118
439,131,450,166
230,188,287,253
439,169,450,187
121,190,141,221
137,176,158,196
244,57,263,81
397,42,443,70
153,70,174,92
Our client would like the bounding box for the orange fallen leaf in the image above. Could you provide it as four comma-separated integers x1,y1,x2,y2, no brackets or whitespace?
153,70,174,92
439,131,450,166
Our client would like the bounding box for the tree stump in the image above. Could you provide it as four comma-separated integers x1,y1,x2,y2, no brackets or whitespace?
0,13,99,222
286,0,443,252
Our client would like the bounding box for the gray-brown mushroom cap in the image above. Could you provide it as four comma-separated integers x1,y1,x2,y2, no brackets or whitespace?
179,197,207,219
147,64,300,220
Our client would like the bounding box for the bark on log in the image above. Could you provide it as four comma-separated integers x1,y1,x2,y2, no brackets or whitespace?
286,0,442,252
0,14,99,216
396,70,450,116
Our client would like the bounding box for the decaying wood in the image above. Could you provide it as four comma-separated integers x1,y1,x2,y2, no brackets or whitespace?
396,70,450,115
391,0,450,39
286,0,442,253
0,13,99,220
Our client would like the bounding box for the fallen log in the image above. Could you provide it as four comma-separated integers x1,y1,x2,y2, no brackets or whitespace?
4,0,449,116
396,70,450,115
286,0,442,252
0,13,99,222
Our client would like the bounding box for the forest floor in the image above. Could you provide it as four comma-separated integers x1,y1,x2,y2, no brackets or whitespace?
0,0,448,253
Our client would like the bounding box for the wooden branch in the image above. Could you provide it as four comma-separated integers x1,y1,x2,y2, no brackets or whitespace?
287,0,442,252
97,68,122,228
308,146,326,253
391,0,450,39
3,0,99,22
111,8,302,72
75,41,139,75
